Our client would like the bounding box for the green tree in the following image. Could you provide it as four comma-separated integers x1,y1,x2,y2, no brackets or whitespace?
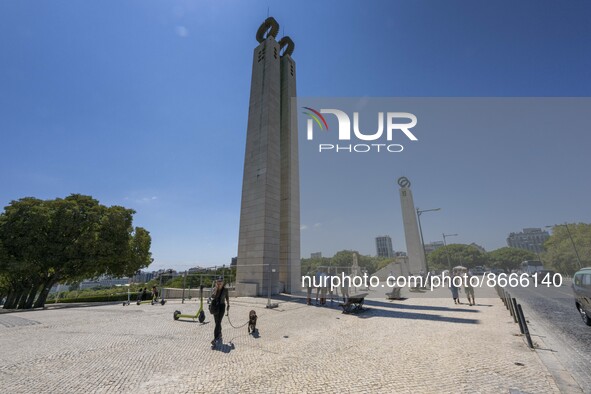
301,256,331,275
427,244,488,270
0,194,152,309
486,247,537,272
543,223,591,275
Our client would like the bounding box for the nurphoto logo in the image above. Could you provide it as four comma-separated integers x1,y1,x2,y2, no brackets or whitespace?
302,106,418,153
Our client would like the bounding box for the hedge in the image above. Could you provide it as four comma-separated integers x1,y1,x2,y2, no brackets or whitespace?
53,293,131,303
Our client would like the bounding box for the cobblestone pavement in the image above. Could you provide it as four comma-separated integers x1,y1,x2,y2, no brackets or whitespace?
0,286,560,393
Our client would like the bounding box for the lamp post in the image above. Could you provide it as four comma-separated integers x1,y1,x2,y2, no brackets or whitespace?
546,224,582,270
417,207,441,275
266,265,278,309
442,233,459,271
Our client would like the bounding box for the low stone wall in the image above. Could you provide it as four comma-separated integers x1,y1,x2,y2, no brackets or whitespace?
160,287,237,299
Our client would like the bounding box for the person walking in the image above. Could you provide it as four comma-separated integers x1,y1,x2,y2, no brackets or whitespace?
450,276,460,304
464,274,475,306
210,277,229,346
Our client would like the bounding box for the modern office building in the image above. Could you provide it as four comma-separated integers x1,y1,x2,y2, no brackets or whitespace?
424,241,445,254
506,228,550,253
376,236,394,258
311,252,322,259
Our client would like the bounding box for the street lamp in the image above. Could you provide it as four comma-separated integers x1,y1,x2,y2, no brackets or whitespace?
442,233,459,271
417,207,441,274
266,265,278,309
546,224,582,270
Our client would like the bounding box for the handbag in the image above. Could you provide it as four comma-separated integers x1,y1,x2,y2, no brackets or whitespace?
209,290,222,314
209,296,218,314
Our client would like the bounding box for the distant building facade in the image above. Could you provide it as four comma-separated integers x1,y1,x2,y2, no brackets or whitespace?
376,236,394,258
506,228,550,254
311,252,322,259
80,275,129,289
424,241,445,254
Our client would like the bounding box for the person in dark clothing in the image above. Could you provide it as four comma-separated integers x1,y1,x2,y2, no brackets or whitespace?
210,277,229,345
141,287,148,301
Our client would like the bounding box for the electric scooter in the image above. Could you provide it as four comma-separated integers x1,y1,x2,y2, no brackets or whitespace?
123,287,131,306
173,285,206,323
137,291,166,305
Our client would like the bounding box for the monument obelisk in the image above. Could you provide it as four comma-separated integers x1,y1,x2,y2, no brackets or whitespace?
236,18,300,296
397,177,426,274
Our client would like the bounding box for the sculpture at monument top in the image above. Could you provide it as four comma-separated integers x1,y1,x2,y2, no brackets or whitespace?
397,176,411,188
255,17,295,56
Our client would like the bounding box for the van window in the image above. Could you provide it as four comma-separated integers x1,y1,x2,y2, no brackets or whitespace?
574,274,582,286
583,274,591,288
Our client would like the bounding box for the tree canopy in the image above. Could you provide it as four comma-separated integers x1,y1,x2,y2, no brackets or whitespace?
543,223,591,275
486,247,537,272
0,194,152,309
427,244,488,270
300,223,591,278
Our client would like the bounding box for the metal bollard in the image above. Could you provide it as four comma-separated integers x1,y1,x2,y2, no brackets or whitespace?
506,292,513,316
512,298,524,334
507,293,518,323
517,304,534,349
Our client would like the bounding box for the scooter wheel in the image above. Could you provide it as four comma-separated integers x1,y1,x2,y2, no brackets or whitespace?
173,311,180,320
136,301,141,305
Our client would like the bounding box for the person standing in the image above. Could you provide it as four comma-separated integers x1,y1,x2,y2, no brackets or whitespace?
306,271,313,305
340,274,349,303
315,270,322,305
210,277,229,346
320,271,328,305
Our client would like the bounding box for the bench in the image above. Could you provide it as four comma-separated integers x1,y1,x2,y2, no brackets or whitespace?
340,293,368,314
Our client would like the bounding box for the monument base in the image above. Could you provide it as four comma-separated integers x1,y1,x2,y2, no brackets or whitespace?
236,282,258,297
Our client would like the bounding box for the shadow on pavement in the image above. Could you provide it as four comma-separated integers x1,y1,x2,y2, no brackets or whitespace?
364,298,481,313
1,301,125,314
212,342,235,353
355,308,481,324
274,296,481,324
175,320,210,325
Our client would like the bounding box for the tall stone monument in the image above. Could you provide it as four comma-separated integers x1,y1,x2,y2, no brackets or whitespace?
236,17,300,296
397,177,426,274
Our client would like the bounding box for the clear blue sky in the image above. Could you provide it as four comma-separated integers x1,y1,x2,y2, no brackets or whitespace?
1,1,590,271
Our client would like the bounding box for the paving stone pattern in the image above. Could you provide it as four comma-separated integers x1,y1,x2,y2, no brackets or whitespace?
0,288,559,393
